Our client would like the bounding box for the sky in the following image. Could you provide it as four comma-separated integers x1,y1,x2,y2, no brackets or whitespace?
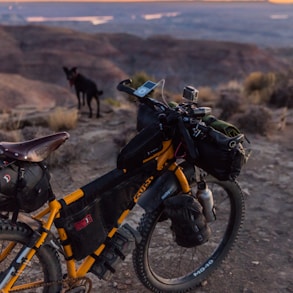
0,0,292,3
0,0,293,4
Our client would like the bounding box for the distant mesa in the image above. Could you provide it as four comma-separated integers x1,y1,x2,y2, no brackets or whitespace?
26,16,114,26
0,13,26,24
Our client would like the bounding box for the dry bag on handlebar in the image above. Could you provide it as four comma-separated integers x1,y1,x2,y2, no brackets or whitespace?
189,123,247,181
202,115,242,137
0,159,50,212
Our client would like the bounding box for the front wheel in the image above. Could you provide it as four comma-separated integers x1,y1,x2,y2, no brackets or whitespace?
133,176,245,293
0,219,62,293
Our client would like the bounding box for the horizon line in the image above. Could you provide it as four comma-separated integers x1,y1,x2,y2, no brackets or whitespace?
0,0,292,4
0,0,292,3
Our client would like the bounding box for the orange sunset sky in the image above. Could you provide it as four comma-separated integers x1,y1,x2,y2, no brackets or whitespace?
0,0,292,3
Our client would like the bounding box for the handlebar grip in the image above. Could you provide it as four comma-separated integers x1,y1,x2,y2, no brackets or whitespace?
178,117,198,161
116,79,135,95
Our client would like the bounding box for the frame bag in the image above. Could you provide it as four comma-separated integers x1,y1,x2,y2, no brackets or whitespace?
54,164,156,260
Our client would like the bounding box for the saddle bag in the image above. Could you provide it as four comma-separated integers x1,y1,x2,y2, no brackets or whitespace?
0,159,50,213
164,194,211,248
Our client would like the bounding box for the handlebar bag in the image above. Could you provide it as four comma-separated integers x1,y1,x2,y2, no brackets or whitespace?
0,160,50,212
191,126,247,181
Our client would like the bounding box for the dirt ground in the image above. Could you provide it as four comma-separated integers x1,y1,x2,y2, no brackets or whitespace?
2,104,292,293
45,105,293,293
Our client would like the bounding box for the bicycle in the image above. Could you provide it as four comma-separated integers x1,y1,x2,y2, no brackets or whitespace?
0,79,248,293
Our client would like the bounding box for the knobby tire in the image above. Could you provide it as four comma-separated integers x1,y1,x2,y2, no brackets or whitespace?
0,219,62,293
133,176,245,293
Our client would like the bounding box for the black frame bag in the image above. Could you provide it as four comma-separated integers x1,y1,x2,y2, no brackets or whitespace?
54,163,156,261
54,196,107,261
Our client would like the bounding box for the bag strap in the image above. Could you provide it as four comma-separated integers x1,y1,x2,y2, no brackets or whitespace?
202,115,241,137
14,165,26,212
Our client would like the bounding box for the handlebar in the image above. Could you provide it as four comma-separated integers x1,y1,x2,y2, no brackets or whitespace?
117,78,169,112
116,78,199,159
116,79,241,161
117,79,135,96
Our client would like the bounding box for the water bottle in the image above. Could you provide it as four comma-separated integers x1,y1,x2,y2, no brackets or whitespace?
196,182,216,222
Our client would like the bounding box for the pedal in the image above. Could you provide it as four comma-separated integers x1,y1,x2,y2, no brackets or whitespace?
122,223,142,244
90,224,137,280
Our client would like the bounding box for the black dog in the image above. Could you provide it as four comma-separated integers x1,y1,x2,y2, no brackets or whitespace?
63,66,103,118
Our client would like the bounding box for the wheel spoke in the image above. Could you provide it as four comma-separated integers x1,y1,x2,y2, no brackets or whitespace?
133,176,245,292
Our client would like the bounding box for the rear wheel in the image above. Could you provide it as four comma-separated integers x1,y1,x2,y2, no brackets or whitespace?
133,176,245,292
0,219,62,293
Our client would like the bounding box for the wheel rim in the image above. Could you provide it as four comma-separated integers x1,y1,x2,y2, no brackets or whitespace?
0,239,49,292
145,180,239,286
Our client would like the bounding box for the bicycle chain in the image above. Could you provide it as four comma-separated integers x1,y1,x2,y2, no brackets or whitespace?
9,276,92,293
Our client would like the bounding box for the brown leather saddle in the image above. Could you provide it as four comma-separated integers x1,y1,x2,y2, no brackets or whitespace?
0,132,70,162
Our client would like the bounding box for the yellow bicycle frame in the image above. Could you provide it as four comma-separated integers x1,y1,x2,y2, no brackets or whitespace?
1,138,191,292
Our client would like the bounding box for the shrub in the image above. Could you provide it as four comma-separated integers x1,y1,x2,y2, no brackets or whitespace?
270,86,293,108
47,140,78,168
0,111,24,130
104,97,121,107
217,88,243,121
131,71,154,89
218,80,243,94
234,105,273,135
197,86,217,107
0,129,22,142
269,71,293,108
243,72,276,104
21,126,52,140
48,107,78,131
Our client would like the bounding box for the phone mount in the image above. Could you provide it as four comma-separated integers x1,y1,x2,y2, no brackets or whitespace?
134,81,159,98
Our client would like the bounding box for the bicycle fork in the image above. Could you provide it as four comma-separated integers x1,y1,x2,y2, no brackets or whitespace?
0,230,42,292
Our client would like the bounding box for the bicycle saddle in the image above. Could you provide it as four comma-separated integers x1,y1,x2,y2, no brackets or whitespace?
0,132,70,162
